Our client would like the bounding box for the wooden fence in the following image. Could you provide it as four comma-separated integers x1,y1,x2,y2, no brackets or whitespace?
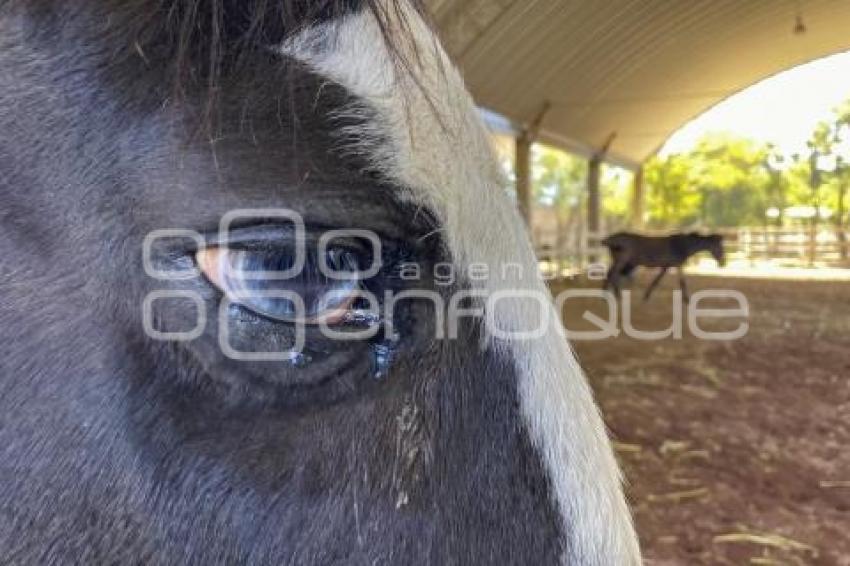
718,227,849,266
534,226,850,272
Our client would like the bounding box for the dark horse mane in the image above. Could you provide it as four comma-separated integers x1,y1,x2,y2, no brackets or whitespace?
150,0,428,104
1,0,427,135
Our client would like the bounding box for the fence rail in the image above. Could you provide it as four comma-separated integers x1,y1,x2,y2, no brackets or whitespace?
534,226,850,272
716,227,849,266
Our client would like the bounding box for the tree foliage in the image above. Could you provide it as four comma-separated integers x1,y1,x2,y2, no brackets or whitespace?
523,96,850,233
642,97,850,229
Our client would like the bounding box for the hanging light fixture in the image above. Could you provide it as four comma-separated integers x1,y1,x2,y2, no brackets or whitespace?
794,14,807,34
794,1,807,34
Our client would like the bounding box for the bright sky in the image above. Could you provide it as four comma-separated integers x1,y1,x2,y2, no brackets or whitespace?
661,50,850,157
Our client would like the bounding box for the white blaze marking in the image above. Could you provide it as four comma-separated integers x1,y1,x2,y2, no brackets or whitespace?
282,3,641,563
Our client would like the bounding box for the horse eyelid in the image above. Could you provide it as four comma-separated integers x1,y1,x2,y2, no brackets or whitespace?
202,224,300,249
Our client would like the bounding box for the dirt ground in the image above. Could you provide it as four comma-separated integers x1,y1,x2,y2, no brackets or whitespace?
552,274,850,565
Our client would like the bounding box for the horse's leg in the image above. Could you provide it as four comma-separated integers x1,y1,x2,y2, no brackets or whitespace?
605,257,626,298
604,264,617,291
643,267,668,301
605,268,621,298
603,253,618,291
678,267,690,303
620,263,636,286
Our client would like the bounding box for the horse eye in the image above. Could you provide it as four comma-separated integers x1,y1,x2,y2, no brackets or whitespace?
196,246,361,325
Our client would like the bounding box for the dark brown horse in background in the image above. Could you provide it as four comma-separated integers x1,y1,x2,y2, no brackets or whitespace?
603,232,726,301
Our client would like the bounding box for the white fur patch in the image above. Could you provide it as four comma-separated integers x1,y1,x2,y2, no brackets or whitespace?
282,3,641,563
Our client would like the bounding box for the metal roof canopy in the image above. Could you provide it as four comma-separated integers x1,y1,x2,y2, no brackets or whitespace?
428,0,850,169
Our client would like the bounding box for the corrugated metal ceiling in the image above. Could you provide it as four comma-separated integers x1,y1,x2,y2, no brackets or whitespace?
427,0,850,168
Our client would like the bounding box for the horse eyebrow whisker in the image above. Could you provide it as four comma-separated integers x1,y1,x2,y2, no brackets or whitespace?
133,41,150,66
415,226,446,244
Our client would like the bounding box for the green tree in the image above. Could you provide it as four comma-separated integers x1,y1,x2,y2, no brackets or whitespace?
600,164,633,231
643,153,701,228
645,133,774,228
807,100,850,259
532,144,586,210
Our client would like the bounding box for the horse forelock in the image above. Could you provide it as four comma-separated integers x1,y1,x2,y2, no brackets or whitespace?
281,2,640,563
